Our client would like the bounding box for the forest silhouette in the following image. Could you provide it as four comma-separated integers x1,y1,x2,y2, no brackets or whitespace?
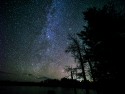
1,2,125,94
66,2,125,94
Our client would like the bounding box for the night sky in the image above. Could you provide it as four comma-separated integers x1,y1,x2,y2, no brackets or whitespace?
0,0,124,82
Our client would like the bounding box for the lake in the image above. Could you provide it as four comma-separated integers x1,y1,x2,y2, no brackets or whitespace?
0,86,97,94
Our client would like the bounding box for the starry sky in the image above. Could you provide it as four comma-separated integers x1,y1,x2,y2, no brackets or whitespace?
0,0,124,82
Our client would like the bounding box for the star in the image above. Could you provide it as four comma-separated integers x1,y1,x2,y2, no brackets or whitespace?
1,0,124,82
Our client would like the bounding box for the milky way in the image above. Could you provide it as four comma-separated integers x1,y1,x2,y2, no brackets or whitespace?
0,0,124,82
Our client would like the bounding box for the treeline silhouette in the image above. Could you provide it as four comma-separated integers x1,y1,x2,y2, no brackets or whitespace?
66,2,125,94
0,78,95,89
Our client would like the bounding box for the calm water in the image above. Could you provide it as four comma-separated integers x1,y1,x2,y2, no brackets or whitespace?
0,86,96,94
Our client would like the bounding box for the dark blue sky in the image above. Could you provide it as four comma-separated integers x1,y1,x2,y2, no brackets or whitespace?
0,0,124,82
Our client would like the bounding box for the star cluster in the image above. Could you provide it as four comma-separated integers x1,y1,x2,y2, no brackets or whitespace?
0,0,124,81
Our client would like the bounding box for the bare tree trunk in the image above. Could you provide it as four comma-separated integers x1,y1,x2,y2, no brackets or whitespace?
88,60,95,82
70,68,77,94
77,47,89,94
66,36,89,94
80,59,89,94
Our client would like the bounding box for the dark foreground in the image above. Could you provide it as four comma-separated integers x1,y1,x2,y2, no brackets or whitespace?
0,86,97,94
0,80,97,94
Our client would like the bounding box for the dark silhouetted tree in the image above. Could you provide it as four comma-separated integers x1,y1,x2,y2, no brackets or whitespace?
64,66,78,94
65,35,87,81
65,35,89,94
64,66,78,80
78,3,125,94
66,2,125,94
